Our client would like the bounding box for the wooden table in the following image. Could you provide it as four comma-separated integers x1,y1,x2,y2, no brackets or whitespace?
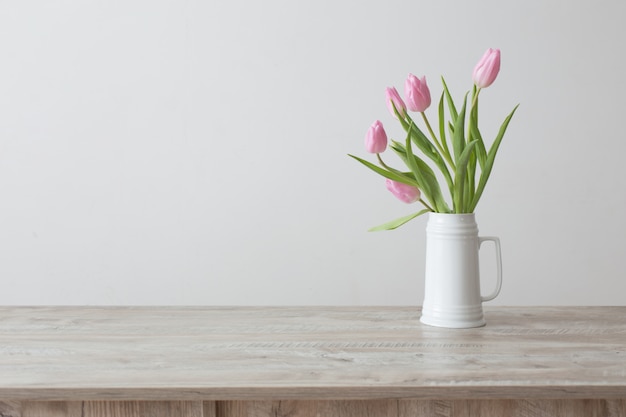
0,306,625,417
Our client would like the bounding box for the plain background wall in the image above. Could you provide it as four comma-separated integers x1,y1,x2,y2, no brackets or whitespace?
0,1,624,305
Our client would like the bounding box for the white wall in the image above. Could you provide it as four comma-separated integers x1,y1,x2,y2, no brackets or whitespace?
0,1,624,305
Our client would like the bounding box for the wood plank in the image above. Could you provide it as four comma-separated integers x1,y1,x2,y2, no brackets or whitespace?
0,307,625,400
217,400,399,417
4,401,206,417
218,400,626,417
82,401,204,417
400,399,626,417
4,400,626,417
0,400,21,417
21,401,82,417
203,401,216,417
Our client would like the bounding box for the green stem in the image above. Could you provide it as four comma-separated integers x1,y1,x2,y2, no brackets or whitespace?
471,87,481,108
465,86,482,202
376,153,393,171
467,87,480,145
421,112,455,170
419,198,435,212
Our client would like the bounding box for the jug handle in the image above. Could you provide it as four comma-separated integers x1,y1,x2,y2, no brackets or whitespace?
479,236,503,302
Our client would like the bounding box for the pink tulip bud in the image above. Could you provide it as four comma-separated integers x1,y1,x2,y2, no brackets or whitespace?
404,74,431,112
365,120,387,153
385,87,406,118
472,48,501,88
385,179,420,203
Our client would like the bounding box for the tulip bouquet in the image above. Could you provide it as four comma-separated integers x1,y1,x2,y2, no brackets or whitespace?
350,48,518,231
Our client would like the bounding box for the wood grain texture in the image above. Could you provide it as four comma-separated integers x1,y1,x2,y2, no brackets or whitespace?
217,400,400,417
219,399,626,417
0,307,625,400
203,401,216,417
3,400,625,417
401,399,626,417
21,402,82,417
0,400,22,417
82,401,204,417
0,401,209,417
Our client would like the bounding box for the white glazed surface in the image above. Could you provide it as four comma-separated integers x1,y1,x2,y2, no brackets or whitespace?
420,213,502,328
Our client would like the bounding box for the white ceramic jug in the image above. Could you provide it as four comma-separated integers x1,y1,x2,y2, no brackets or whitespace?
420,213,502,328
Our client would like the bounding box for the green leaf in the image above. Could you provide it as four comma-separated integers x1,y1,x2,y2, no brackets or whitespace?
453,139,479,213
441,77,458,121
438,91,452,165
348,154,417,186
390,136,435,205
404,133,451,213
389,140,412,165
368,209,431,231
396,114,439,161
470,112,487,169
470,104,520,211
468,89,487,170
390,139,437,207
401,117,455,201
466,149,476,210
451,92,469,162
409,123,439,161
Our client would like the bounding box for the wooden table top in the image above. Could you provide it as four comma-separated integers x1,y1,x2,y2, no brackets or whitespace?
0,306,625,401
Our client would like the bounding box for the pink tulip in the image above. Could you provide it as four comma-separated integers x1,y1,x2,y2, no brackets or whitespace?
365,120,387,153
472,48,501,88
404,74,431,112
385,87,406,118
385,179,420,203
